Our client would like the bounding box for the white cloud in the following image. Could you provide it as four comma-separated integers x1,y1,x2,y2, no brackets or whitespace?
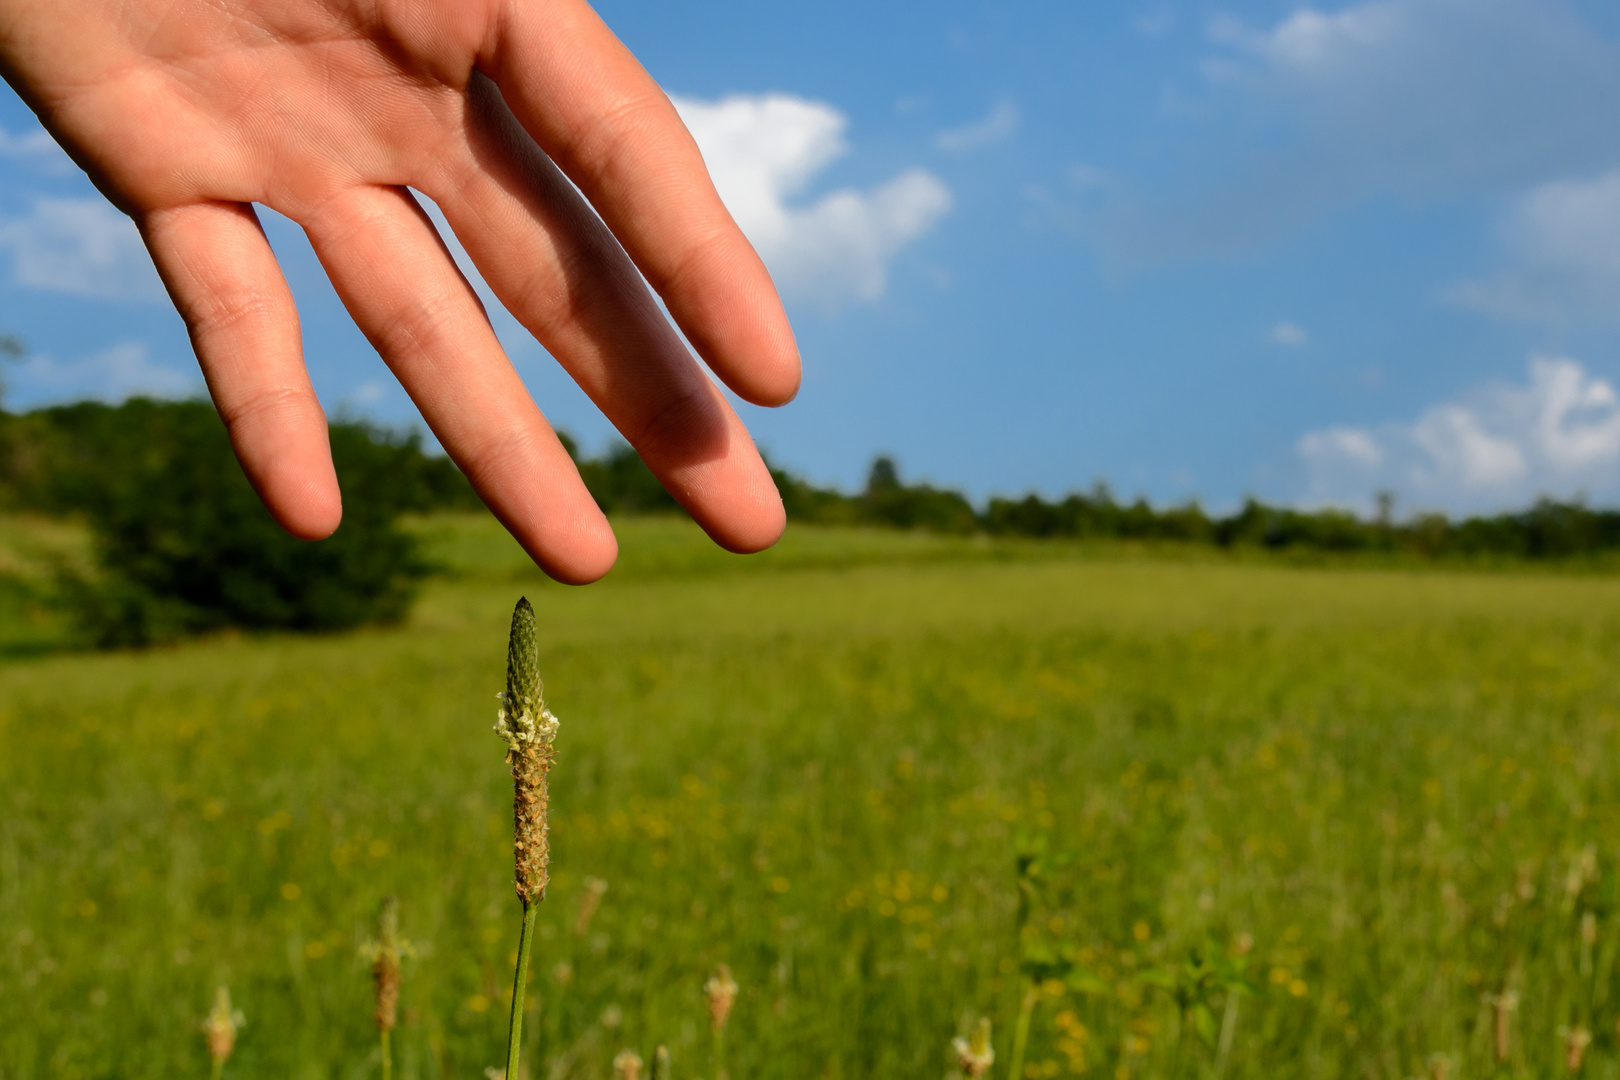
1409,405,1527,488
1300,426,1383,468
350,381,389,406
1021,166,1114,238
1210,3,1404,72
673,93,950,305
0,125,72,173
1450,169,1620,322
1095,0,1620,269
1270,321,1309,346
934,99,1020,154
1208,0,1620,189
7,342,198,406
1135,10,1176,37
1299,356,1620,510
0,198,163,300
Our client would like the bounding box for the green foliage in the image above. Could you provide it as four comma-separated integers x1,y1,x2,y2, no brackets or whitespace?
983,483,1215,543
568,439,683,516
0,399,464,645
3,518,1620,1076
770,460,862,527
12,394,1620,589
0,333,23,406
0,399,481,519
791,457,1620,564
860,455,979,533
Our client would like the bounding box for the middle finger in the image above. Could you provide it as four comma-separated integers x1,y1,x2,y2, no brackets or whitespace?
415,74,786,556
296,182,618,583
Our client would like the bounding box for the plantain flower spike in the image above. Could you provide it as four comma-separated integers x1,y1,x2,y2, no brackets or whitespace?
1491,989,1519,1063
613,1049,644,1080
705,964,739,1032
494,597,559,904
203,986,245,1073
953,1017,995,1078
651,1045,672,1080
372,895,402,1035
1566,1025,1593,1072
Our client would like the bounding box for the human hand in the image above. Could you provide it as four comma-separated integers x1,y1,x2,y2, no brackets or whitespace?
0,0,800,583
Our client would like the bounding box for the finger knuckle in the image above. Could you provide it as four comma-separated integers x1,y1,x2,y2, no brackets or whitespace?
458,423,545,491
371,287,466,364
217,385,317,434
571,92,675,191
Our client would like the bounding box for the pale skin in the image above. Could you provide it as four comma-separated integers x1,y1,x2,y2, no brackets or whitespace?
0,0,801,583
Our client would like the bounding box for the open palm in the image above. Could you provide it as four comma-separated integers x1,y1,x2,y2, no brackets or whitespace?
0,0,800,582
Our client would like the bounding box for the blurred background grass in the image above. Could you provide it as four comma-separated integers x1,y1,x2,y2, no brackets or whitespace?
5,515,1620,1078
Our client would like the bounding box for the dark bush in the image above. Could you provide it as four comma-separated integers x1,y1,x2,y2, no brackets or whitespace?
0,399,444,646
0,399,481,517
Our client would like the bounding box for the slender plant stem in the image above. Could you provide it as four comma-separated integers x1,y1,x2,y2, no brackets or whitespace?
1007,981,1037,1080
380,1028,392,1080
713,1026,727,1080
1213,992,1240,1080
506,899,539,1080
209,1059,224,1080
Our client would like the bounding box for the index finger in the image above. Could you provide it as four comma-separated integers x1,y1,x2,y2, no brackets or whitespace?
486,0,801,407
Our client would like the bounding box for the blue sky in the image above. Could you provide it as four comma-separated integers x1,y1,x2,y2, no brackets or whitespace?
4,0,1620,515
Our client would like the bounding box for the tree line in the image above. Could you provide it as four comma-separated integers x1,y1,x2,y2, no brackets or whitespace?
3,399,1618,646
779,456,1620,563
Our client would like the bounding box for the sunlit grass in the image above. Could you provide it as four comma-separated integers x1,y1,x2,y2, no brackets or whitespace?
4,515,1620,1077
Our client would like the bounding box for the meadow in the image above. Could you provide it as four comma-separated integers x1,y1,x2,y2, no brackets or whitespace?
4,514,1620,1078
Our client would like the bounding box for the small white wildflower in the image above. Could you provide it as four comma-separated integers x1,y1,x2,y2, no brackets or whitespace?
494,693,559,752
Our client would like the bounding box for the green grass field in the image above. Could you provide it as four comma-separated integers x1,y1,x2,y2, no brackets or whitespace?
5,514,1620,1079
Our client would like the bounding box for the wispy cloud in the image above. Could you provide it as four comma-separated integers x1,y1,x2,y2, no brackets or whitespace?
1135,10,1176,37
0,125,74,174
349,381,389,406
1270,321,1309,346
1299,356,1620,511
1204,0,1620,190
7,342,198,406
0,198,163,300
1069,164,1110,191
1206,3,1404,72
933,99,1020,154
1094,0,1620,270
674,93,950,305
1449,169,1620,323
